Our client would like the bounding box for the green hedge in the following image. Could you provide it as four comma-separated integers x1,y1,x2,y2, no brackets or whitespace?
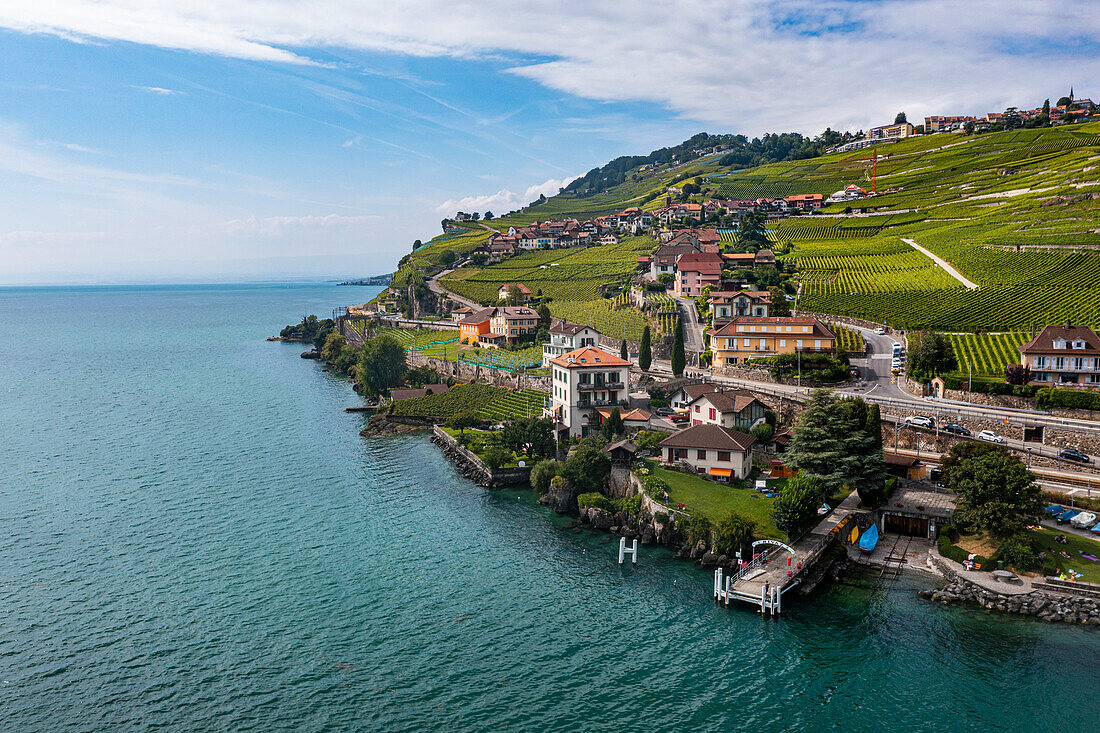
940,374,1039,397
577,493,616,513
937,534,991,570
1036,388,1100,411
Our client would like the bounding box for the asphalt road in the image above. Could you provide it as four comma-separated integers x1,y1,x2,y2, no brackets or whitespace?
675,296,704,354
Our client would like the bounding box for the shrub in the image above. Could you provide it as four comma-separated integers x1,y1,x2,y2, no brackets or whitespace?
713,512,756,558
998,537,1039,570
750,423,774,442
483,447,511,470
530,459,562,493
678,515,712,545
621,494,643,523
937,533,991,570
577,492,616,513
562,445,611,494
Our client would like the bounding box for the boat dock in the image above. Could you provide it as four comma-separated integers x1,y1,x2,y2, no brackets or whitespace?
715,491,861,615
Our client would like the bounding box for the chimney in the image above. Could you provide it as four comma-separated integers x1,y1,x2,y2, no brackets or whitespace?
1030,323,1036,339
1066,320,1072,329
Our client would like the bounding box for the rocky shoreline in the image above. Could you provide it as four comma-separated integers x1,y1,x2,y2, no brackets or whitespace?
921,559,1100,625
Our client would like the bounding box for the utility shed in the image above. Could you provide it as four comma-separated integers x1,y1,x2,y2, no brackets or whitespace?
878,487,955,539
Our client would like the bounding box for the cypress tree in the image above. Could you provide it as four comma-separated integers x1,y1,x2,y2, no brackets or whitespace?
671,317,685,376
620,339,628,360
639,325,652,371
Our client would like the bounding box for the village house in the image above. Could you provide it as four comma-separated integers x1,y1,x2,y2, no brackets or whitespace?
686,388,768,430
450,306,473,323
1018,323,1100,388
649,241,702,279
709,316,836,366
498,283,533,303
785,193,824,211
459,306,540,345
542,319,602,366
658,424,756,480
596,407,652,432
709,289,771,324
547,346,631,438
668,382,719,411
674,251,724,297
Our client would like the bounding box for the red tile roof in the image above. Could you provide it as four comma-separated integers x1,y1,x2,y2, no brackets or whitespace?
659,424,756,452
549,346,631,369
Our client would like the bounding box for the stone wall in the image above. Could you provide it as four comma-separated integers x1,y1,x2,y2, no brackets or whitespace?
923,556,1100,625
408,353,553,392
431,426,532,487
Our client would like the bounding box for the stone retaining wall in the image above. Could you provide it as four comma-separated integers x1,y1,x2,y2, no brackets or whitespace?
923,556,1100,625
430,425,531,487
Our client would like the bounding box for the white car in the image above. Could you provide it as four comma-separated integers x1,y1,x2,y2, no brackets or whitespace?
873,327,886,335
905,416,935,428
977,430,1004,443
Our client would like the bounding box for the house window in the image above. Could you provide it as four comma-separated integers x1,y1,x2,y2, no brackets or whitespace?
676,448,687,460
697,450,707,460
1074,340,1086,350
709,408,716,420
695,405,701,413
717,451,731,462
796,340,803,348
1089,374,1100,384
1034,357,1047,368
815,340,821,349
743,338,751,347
779,339,786,347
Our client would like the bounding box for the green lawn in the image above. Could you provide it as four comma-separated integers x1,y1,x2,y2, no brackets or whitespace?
652,467,781,539
1028,526,1100,583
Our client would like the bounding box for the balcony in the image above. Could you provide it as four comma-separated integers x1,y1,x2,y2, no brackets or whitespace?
578,397,619,408
576,382,624,391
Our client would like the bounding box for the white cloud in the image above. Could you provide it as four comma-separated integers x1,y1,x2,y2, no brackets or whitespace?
0,2,1096,133
132,85,182,95
435,176,577,215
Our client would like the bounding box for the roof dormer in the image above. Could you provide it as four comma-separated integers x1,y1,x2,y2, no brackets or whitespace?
1053,338,1067,349
1073,339,1086,350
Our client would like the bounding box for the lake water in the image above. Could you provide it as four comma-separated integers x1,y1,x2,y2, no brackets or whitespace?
1,283,1098,732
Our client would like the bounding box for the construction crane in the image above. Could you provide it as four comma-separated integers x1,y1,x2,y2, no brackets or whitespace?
842,146,891,195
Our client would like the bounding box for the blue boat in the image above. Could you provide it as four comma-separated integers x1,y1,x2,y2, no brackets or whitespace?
1057,509,1080,523
1091,522,1100,535
859,523,879,554
1045,504,1065,515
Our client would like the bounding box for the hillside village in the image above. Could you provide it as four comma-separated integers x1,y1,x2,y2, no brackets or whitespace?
307,92,1100,607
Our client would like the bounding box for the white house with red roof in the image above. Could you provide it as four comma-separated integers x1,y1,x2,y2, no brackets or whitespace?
546,346,631,437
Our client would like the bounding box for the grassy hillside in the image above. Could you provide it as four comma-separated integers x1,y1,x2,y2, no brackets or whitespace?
440,236,653,339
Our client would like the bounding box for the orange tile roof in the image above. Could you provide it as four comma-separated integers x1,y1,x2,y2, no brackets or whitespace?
549,346,631,369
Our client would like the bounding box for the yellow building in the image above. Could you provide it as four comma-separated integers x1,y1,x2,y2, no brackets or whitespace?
709,317,835,366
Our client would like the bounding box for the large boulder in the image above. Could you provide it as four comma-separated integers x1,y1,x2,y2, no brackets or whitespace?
588,508,615,530
538,478,578,514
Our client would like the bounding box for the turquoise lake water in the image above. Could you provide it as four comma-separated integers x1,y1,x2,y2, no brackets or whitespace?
1,283,1098,732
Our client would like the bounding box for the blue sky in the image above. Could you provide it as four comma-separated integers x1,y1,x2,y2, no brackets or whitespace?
0,1,1096,284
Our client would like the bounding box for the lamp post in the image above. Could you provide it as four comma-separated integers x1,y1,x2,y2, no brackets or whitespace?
964,354,972,405
1026,445,1032,469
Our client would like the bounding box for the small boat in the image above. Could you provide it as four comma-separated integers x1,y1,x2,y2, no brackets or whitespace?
1071,512,1097,529
817,503,831,516
1057,509,1080,524
1045,504,1065,515
859,523,879,554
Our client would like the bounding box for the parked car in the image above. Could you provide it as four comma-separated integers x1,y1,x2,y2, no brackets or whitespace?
1059,447,1092,464
873,327,886,336
668,411,689,423
904,416,935,428
653,407,676,417
941,423,971,437
977,430,1004,443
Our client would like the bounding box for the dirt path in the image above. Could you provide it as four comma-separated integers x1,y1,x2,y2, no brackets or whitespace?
901,237,979,290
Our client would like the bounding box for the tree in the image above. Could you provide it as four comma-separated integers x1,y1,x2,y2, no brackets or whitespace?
657,272,675,287
484,211,493,220
1005,364,1032,385
537,303,552,328
483,447,510,470
412,239,422,252
620,339,628,361
439,249,456,266
785,390,884,500
942,443,1042,539
530,459,561,493
771,474,825,540
446,411,481,434
768,287,790,317
440,219,450,232
561,445,611,494
963,120,975,135
737,211,767,250
356,334,407,398
320,331,348,363
894,111,908,124
501,417,555,459
600,408,625,440
1057,96,1072,107
713,512,756,558
471,212,480,221
671,317,685,376
639,325,652,371
505,284,523,305
907,331,958,380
